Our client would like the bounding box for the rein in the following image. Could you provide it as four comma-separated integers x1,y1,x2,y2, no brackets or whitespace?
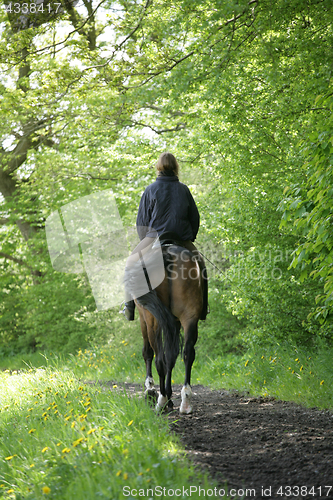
198,249,258,303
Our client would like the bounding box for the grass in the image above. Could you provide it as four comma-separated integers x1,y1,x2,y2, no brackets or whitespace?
191,340,333,410
0,364,217,500
1,307,333,499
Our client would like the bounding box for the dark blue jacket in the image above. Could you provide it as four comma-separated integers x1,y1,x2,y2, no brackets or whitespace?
136,175,200,241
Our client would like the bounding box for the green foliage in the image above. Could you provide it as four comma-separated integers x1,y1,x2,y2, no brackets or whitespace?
0,270,97,355
1,0,333,354
280,90,333,327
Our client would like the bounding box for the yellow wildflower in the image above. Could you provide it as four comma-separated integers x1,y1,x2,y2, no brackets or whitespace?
320,380,324,385
62,448,71,454
28,429,36,434
87,428,96,435
245,360,249,367
116,470,122,477
127,420,133,426
42,486,51,494
123,473,128,480
73,438,84,447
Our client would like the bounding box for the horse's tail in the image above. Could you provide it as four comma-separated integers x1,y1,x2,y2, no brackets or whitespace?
136,289,180,372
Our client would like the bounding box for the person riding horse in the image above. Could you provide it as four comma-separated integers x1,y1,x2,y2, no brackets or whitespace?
123,152,208,321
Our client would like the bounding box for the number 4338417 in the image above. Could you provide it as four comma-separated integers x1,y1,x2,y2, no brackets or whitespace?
4,3,61,14
276,485,332,497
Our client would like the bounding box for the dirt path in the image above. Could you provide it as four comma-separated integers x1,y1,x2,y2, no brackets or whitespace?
167,385,333,499
98,382,333,499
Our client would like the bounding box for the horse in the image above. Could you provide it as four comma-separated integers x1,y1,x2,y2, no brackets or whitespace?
134,234,204,414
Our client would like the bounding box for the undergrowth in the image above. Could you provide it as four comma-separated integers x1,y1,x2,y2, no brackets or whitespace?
0,367,216,499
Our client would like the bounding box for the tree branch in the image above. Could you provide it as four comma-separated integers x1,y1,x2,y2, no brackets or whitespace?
130,120,186,135
0,251,43,276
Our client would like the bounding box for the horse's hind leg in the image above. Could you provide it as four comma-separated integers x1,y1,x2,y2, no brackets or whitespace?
180,320,198,414
165,370,173,410
155,351,168,411
140,315,157,403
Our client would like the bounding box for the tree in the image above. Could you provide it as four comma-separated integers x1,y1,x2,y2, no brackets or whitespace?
1,0,333,352
281,90,333,328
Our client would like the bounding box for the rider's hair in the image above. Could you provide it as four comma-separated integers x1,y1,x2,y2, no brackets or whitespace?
156,152,179,176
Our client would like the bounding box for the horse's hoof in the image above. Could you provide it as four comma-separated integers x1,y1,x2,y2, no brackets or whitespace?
167,399,174,411
179,403,193,414
155,394,168,412
180,384,193,414
145,389,158,406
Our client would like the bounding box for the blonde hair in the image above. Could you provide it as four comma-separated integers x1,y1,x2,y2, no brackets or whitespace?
156,152,179,176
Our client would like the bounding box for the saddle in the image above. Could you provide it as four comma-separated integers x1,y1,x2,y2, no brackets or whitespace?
158,231,185,248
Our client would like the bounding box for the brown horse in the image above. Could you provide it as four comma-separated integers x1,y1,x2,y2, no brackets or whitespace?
134,240,204,414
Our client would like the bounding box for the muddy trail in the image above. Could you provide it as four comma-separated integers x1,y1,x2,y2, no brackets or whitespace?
97,382,333,499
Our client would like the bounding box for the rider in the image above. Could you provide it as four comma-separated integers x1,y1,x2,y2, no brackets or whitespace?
123,152,208,321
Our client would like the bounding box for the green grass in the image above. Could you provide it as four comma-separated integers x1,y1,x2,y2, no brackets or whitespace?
191,340,333,410
0,365,217,500
1,308,333,499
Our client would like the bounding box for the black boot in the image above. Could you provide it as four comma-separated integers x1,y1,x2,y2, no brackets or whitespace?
200,267,209,320
123,300,135,321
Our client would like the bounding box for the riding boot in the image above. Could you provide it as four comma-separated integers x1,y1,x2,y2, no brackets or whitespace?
123,300,135,321
200,266,209,321
123,265,136,321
